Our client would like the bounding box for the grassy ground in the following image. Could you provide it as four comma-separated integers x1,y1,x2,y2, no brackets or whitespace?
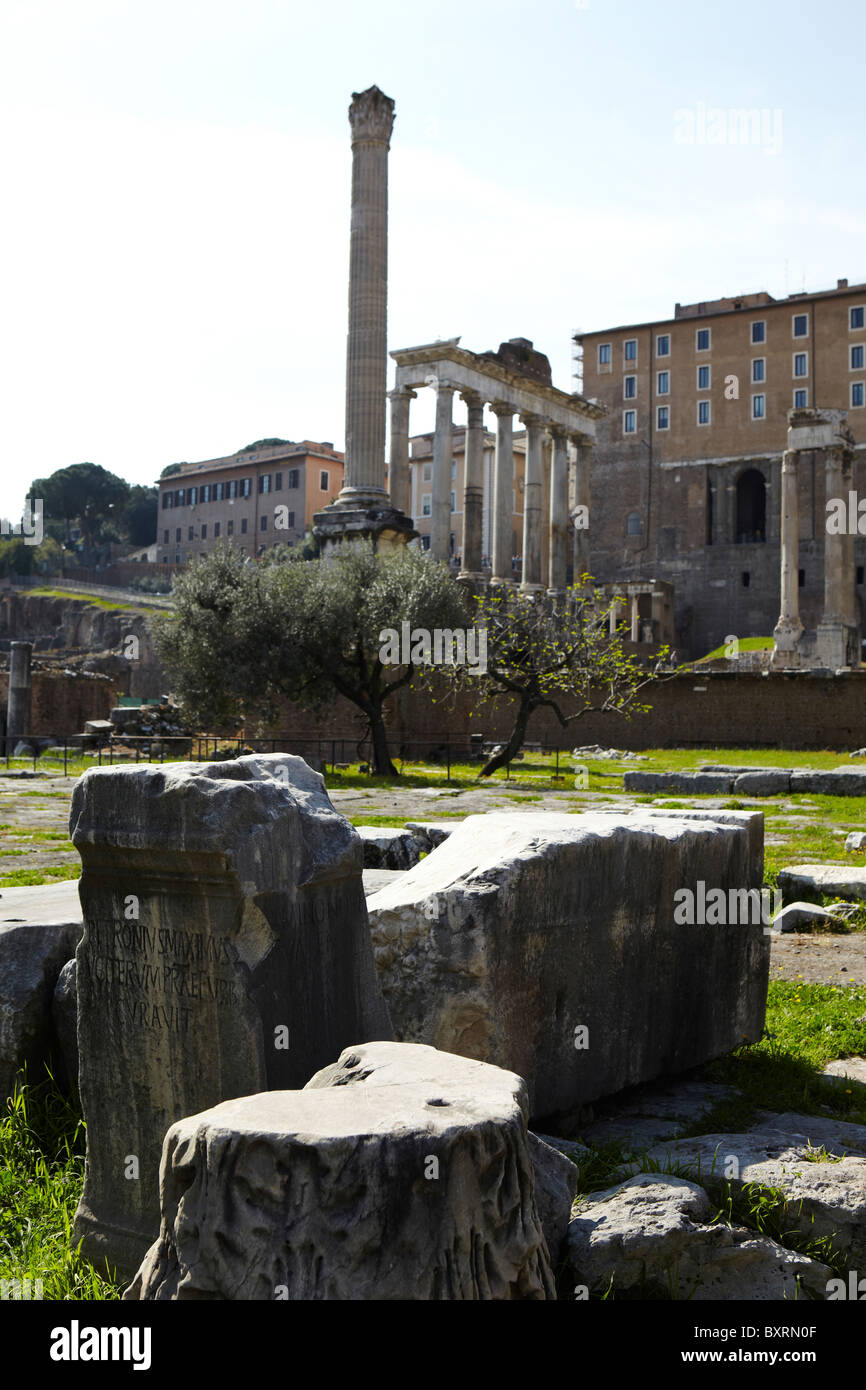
28,587,155,612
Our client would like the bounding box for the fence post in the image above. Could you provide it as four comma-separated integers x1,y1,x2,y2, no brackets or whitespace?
64,738,68,778
446,739,450,783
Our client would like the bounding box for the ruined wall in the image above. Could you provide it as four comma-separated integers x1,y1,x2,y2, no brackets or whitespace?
266,670,866,753
0,592,166,698
0,670,119,738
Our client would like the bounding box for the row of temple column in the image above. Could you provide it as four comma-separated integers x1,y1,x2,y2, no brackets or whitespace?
778,439,856,650
388,382,593,591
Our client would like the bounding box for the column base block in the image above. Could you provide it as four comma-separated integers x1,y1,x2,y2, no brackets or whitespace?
313,501,417,555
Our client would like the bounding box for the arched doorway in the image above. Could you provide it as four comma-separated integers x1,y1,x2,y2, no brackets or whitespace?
736,468,766,543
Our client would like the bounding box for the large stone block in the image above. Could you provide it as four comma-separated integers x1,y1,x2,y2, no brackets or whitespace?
126,1044,555,1301
0,921,81,1099
790,767,866,795
367,811,769,1123
70,754,391,1276
778,863,866,904
733,770,791,796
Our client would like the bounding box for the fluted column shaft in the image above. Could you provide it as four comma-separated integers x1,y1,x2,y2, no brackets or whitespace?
341,89,394,501
823,446,847,624
520,414,544,591
571,438,592,583
460,393,486,576
776,450,801,633
491,403,515,582
387,388,414,516
548,427,569,592
429,383,455,561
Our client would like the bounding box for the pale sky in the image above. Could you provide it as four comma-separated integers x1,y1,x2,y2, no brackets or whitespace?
1,0,863,523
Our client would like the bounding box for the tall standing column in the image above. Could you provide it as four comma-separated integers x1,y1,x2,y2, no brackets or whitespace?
772,450,803,665
313,86,415,552
341,86,393,502
842,449,859,632
520,413,544,592
571,437,592,584
490,402,515,583
388,387,415,517
6,641,32,754
823,445,847,625
430,382,455,562
459,391,486,579
548,426,569,593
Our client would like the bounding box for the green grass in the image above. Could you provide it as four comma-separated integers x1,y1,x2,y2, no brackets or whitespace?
0,865,81,887
28,587,152,613
0,1067,123,1299
696,636,775,662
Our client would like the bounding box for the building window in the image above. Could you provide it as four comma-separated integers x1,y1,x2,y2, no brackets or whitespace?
288,469,299,489
214,521,221,538
450,459,457,479
793,352,808,378
201,484,211,503
623,375,637,399
422,463,432,482
697,400,710,426
259,474,271,494
598,343,611,365
742,571,750,587
657,370,669,394
851,344,864,370
188,526,194,541
214,482,224,502
189,486,197,505
623,410,637,434
227,520,234,536
736,469,766,542
657,405,669,430
624,339,637,362
794,389,808,409
275,472,282,490
288,511,295,528
175,554,180,565
421,535,431,551
656,334,670,356
320,470,329,490
852,382,865,408
162,493,171,510
242,478,251,498
851,306,865,330
174,490,184,507
422,494,432,516
697,365,711,390
752,358,765,383
240,518,247,534
626,512,641,535
260,515,268,530
751,321,766,344
858,566,865,585
450,491,456,513
793,313,809,337
201,524,207,540
175,527,181,543
696,328,710,351
752,393,765,419
798,569,805,587
163,529,169,543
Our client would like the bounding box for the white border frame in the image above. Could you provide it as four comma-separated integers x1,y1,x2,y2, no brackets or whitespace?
696,363,712,391
751,356,766,384
657,369,670,395
623,374,637,401
623,408,637,435
750,319,766,345
751,392,766,421
656,405,670,431
792,350,809,379
791,310,809,339
696,399,711,426
695,326,711,352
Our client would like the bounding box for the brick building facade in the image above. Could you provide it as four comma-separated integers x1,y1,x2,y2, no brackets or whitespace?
577,279,866,659
156,440,344,564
